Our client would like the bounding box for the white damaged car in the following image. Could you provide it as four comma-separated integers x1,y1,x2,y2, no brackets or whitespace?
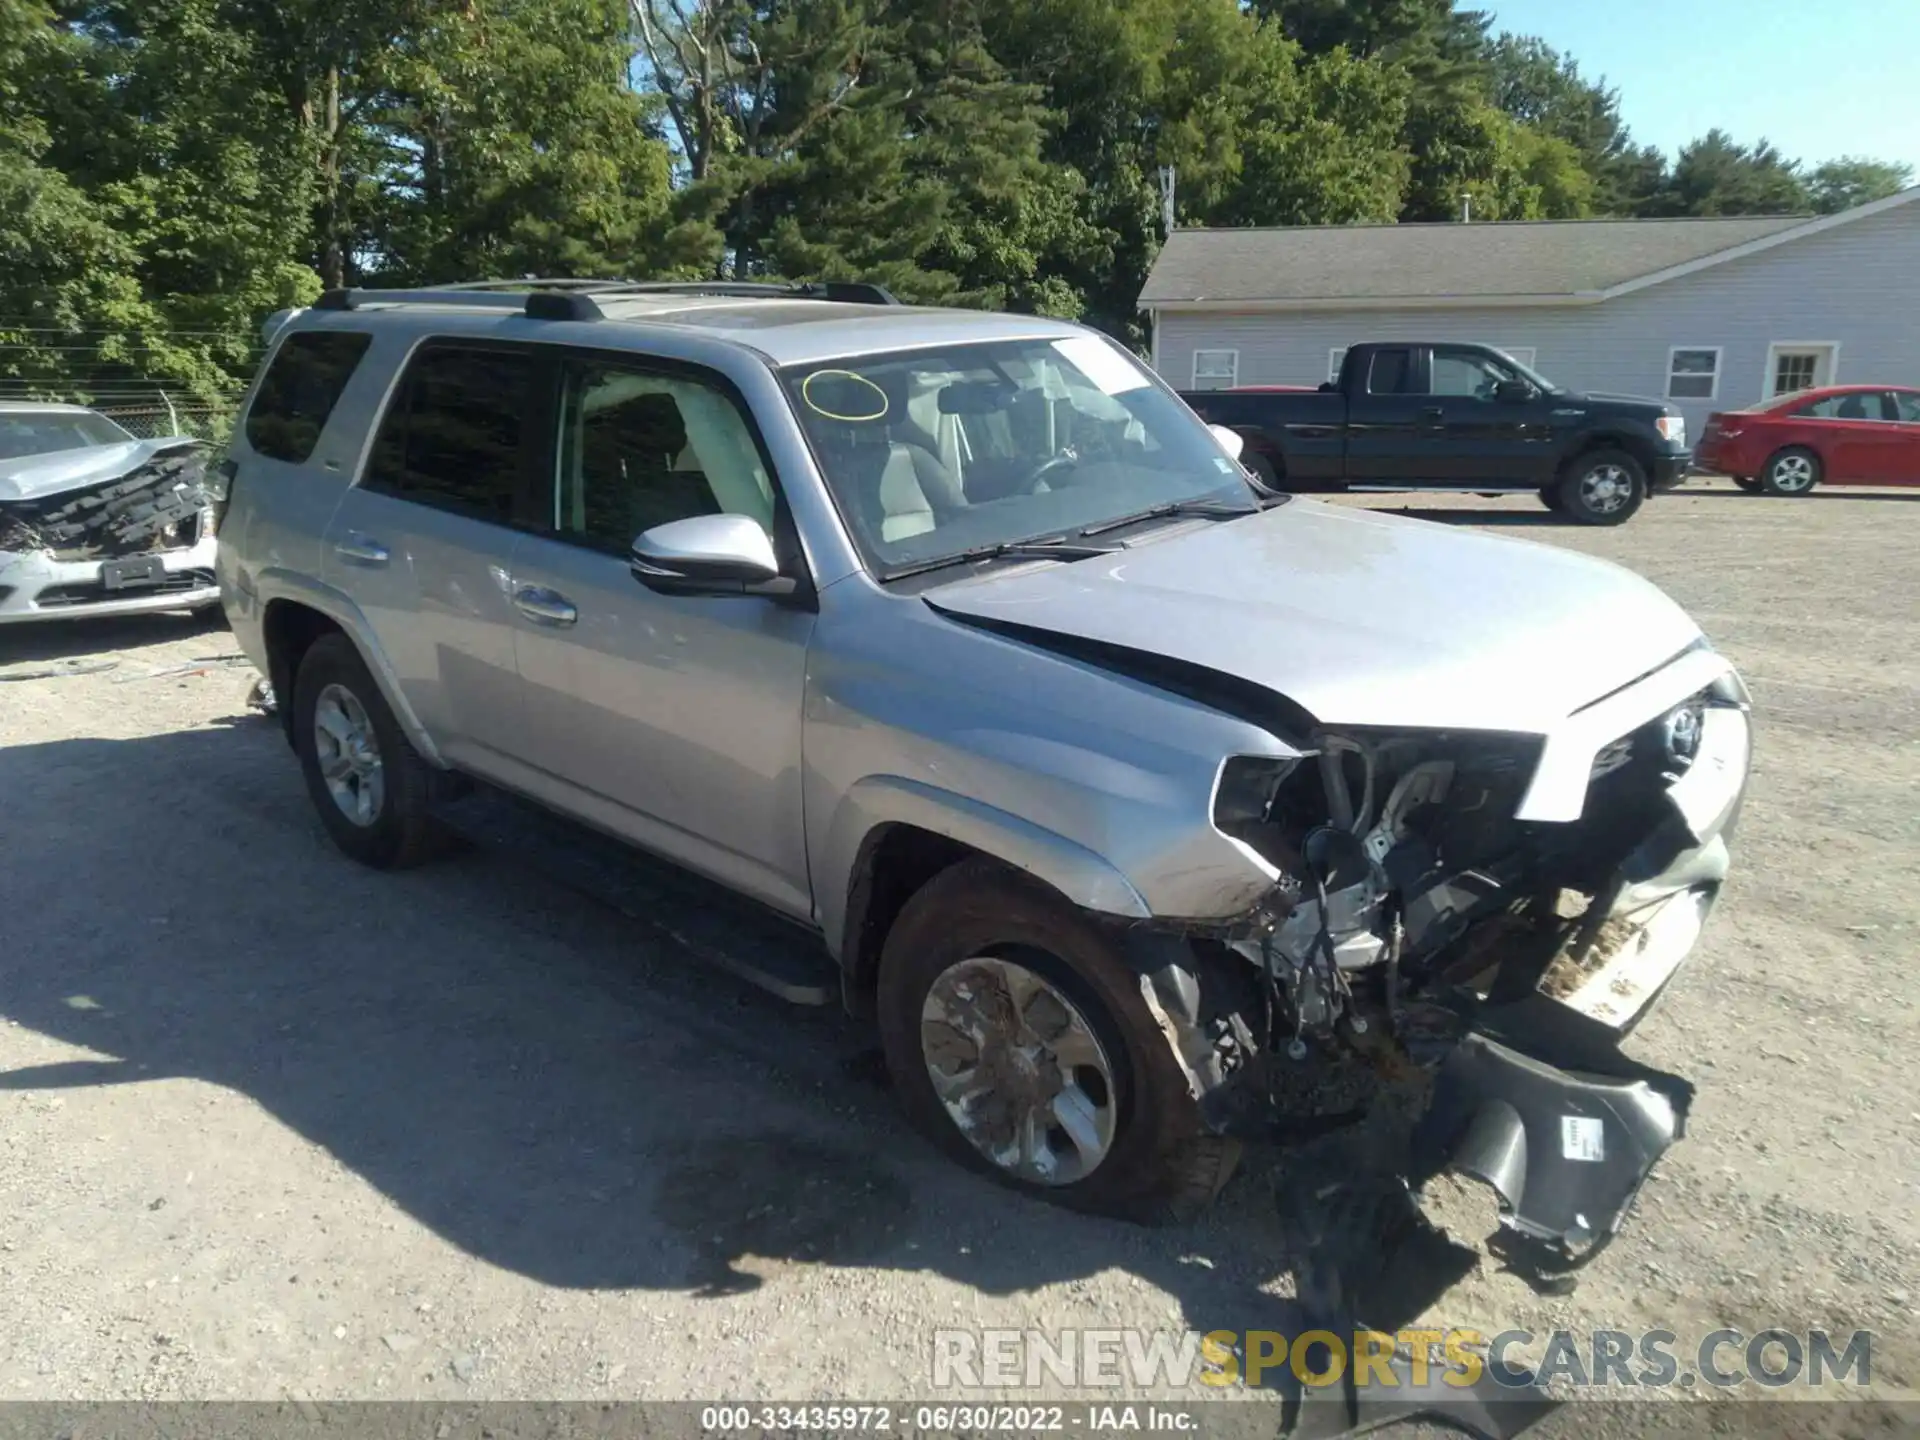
0,402,218,623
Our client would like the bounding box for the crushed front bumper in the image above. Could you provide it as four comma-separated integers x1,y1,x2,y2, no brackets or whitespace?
1419,699,1749,1265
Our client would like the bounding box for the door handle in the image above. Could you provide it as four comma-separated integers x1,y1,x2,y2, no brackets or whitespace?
334,533,389,565
513,586,578,626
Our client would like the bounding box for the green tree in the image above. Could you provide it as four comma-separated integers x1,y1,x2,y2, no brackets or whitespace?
369,0,674,283
1807,156,1913,214
1643,129,1809,216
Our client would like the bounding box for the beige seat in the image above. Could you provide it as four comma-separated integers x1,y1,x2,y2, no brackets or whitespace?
878,443,938,541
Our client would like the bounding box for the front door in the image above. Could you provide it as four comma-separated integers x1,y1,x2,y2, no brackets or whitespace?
1422,345,1548,484
321,341,537,778
506,350,816,918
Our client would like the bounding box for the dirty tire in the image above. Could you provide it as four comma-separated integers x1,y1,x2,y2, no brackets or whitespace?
1760,446,1821,496
1557,448,1646,526
292,633,443,870
876,858,1239,1224
1732,475,1763,493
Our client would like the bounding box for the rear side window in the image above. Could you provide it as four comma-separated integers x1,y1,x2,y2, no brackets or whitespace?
245,331,372,463
364,344,533,523
1793,392,1891,421
1366,348,1413,395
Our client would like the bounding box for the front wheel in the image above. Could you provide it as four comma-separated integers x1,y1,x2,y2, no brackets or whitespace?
1558,449,1647,525
1760,447,1821,495
876,859,1239,1223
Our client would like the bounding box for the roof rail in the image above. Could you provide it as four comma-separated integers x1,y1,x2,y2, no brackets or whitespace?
311,278,902,323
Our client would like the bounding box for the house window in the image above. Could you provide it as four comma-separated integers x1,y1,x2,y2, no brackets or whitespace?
1191,349,1238,390
1328,347,1347,382
1667,347,1722,400
1765,342,1839,398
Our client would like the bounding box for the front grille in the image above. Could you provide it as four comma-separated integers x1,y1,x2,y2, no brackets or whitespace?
34,568,215,609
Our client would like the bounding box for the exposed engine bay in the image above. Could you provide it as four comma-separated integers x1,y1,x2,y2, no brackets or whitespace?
1156,666,1750,1282
0,440,210,561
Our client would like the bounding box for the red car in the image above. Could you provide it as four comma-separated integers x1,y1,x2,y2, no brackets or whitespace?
1696,384,1920,494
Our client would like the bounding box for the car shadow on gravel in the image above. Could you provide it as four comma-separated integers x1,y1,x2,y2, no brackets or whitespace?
0,720,1505,1409
0,607,229,666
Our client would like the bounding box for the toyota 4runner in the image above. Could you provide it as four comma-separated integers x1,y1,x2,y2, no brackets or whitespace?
215,280,1749,1265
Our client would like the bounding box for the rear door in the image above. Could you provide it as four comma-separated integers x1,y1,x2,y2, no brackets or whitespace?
503,348,816,918
1789,391,1899,484
1341,346,1428,482
1887,390,1920,485
321,340,539,777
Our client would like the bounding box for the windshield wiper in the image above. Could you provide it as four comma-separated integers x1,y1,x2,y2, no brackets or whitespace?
1076,495,1265,539
878,536,1116,582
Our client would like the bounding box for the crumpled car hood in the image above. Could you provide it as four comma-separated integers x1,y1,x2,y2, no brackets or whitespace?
0,436,197,502
924,498,1702,735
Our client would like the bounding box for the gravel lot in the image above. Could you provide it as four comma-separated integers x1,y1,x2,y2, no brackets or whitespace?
2,478,1916,1426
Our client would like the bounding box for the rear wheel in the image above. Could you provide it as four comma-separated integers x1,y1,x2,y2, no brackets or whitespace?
1760,447,1820,495
876,859,1239,1223
1539,486,1565,513
292,633,443,869
1557,449,1647,525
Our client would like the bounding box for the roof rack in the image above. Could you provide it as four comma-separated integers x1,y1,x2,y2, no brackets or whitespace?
310,278,901,322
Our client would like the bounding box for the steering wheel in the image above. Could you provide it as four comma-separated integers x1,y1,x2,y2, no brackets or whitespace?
1022,448,1081,491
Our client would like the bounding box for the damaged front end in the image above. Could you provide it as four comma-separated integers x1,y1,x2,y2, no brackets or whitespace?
0,438,217,622
1173,652,1751,1278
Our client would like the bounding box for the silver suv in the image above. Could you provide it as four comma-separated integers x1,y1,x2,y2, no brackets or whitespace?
216,281,1749,1253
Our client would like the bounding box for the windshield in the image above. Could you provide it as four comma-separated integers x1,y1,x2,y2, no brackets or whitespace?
780,335,1253,574
0,410,134,460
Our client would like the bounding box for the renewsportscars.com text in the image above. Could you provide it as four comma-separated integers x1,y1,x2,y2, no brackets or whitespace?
932,1327,1872,1392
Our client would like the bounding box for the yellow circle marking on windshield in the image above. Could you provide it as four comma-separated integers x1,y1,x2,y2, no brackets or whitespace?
802,369,889,423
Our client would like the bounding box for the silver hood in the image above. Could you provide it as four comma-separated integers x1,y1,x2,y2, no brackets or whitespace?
0,436,200,502
926,499,1702,735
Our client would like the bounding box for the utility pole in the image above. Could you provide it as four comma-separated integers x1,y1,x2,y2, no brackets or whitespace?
1459,192,1473,223
1160,166,1177,237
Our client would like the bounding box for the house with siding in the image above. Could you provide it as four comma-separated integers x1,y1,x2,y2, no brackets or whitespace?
1141,186,1920,435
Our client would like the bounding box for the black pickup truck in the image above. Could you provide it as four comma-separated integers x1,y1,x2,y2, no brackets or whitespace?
1181,341,1692,525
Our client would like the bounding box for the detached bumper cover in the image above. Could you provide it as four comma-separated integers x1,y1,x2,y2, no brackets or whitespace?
1414,994,1692,1265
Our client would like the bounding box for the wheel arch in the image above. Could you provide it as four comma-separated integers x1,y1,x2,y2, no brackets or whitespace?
1564,428,1657,473
823,776,1152,1015
258,574,446,767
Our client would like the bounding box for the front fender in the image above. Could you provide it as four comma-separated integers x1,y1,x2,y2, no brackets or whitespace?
242,566,448,769
816,774,1151,963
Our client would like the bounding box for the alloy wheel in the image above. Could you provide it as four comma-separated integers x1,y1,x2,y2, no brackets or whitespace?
312,682,385,827
1579,463,1635,514
919,954,1118,1185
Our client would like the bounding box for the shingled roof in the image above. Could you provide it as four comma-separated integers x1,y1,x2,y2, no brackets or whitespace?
1140,213,1814,306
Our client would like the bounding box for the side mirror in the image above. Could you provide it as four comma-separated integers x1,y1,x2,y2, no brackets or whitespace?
630,513,795,597
1207,423,1245,460
1494,378,1537,403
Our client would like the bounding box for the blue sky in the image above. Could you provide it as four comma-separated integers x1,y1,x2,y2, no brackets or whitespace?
1485,0,1920,177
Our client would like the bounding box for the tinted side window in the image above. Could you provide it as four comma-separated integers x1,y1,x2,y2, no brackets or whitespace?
1366,349,1413,395
245,332,372,463
1894,392,1920,423
365,345,532,523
